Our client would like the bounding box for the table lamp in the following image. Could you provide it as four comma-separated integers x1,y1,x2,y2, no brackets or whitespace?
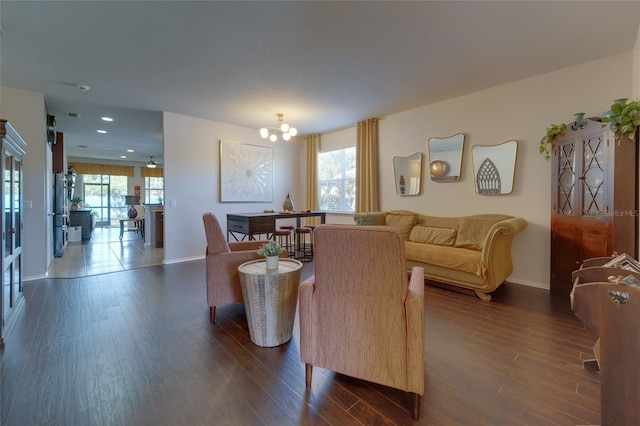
124,195,140,218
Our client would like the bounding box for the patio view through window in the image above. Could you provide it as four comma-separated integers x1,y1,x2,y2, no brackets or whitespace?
318,147,355,212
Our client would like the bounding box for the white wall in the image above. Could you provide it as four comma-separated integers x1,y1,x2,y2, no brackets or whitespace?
0,86,49,280
162,112,303,263
377,52,633,289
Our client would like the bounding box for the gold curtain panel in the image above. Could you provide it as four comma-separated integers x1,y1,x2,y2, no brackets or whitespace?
72,162,134,177
141,167,163,178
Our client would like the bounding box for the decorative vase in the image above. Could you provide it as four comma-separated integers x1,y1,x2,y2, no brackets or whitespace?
265,255,279,270
128,205,138,218
282,189,295,212
430,160,449,177
571,112,586,130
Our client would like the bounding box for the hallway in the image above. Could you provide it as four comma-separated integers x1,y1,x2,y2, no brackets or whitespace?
47,225,164,278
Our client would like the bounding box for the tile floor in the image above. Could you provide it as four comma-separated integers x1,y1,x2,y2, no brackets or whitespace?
47,225,164,278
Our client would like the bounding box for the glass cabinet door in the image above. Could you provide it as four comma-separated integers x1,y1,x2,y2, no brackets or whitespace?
2,146,23,336
580,134,606,217
556,141,576,215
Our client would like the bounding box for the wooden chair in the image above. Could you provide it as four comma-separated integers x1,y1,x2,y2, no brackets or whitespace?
571,263,640,425
298,224,425,419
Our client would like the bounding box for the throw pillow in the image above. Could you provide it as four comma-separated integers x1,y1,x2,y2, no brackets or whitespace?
354,213,374,226
385,213,417,239
409,225,457,246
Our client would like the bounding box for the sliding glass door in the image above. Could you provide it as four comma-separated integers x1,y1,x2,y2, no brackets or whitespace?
83,175,127,227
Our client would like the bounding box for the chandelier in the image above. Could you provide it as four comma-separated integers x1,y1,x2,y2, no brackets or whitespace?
259,113,298,142
147,156,157,168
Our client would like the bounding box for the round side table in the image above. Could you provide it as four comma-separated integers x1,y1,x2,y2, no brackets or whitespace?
238,259,303,347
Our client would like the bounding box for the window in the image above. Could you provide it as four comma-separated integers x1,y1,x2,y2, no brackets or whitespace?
82,174,127,227
145,177,164,204
318,147,356,212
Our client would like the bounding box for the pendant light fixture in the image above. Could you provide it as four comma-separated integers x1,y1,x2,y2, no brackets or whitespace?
259,113,298,142
147,156,157,168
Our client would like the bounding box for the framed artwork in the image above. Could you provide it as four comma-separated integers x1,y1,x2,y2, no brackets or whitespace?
603,253,640,273
220,140,273,202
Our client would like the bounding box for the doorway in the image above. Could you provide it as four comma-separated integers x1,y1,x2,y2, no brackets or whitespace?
82,174,128,227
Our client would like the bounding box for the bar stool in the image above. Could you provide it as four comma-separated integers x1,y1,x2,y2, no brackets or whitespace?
274,229,292,258
305,225,317,257
279,225,295,257
295,227,313,262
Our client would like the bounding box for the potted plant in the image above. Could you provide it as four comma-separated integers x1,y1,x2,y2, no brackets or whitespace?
539,122,567,160
541,100,640,160
601,98,640,144
69,196,82,211
257,240,282,270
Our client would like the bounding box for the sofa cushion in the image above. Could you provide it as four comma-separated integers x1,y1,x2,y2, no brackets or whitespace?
454,217,500,251
409,225,457,246
405,242,485,277
385,212,417,239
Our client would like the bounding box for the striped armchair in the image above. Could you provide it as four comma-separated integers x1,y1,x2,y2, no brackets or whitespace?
202,212,274,323
299,224,425,420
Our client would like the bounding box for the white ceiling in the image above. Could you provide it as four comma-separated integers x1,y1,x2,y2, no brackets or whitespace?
2,1,639,165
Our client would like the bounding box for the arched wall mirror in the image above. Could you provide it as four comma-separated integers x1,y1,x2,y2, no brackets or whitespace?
428,133,464,181
471,140,518,195
393,152,423,196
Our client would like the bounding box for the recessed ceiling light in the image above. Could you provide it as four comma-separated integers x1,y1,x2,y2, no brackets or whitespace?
101,116,114,122
120,155,127,159
96,129,107,134
127,149,134,153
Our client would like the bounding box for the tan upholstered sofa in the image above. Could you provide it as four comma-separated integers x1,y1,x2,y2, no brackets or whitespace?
354,210,527,301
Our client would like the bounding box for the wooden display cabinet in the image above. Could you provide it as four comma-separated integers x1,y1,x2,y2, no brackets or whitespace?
550,119,638,297
0,120,26,347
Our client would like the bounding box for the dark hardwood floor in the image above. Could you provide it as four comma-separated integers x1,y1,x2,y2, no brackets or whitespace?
1,260,600,425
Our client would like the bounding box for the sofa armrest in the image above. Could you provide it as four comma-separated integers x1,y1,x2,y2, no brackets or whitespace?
406,266,425,394
354,211,387,226
480,218,527,287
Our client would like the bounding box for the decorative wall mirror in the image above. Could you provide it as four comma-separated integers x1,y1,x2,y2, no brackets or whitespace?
393,152,423,196
428,133,464,181
471,140,518,195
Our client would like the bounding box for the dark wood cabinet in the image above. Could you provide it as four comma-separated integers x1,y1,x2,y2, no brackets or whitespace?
155,211,163,248
571,264,640,425
69,210,92,240
52,131,64,172
550,119,638,296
